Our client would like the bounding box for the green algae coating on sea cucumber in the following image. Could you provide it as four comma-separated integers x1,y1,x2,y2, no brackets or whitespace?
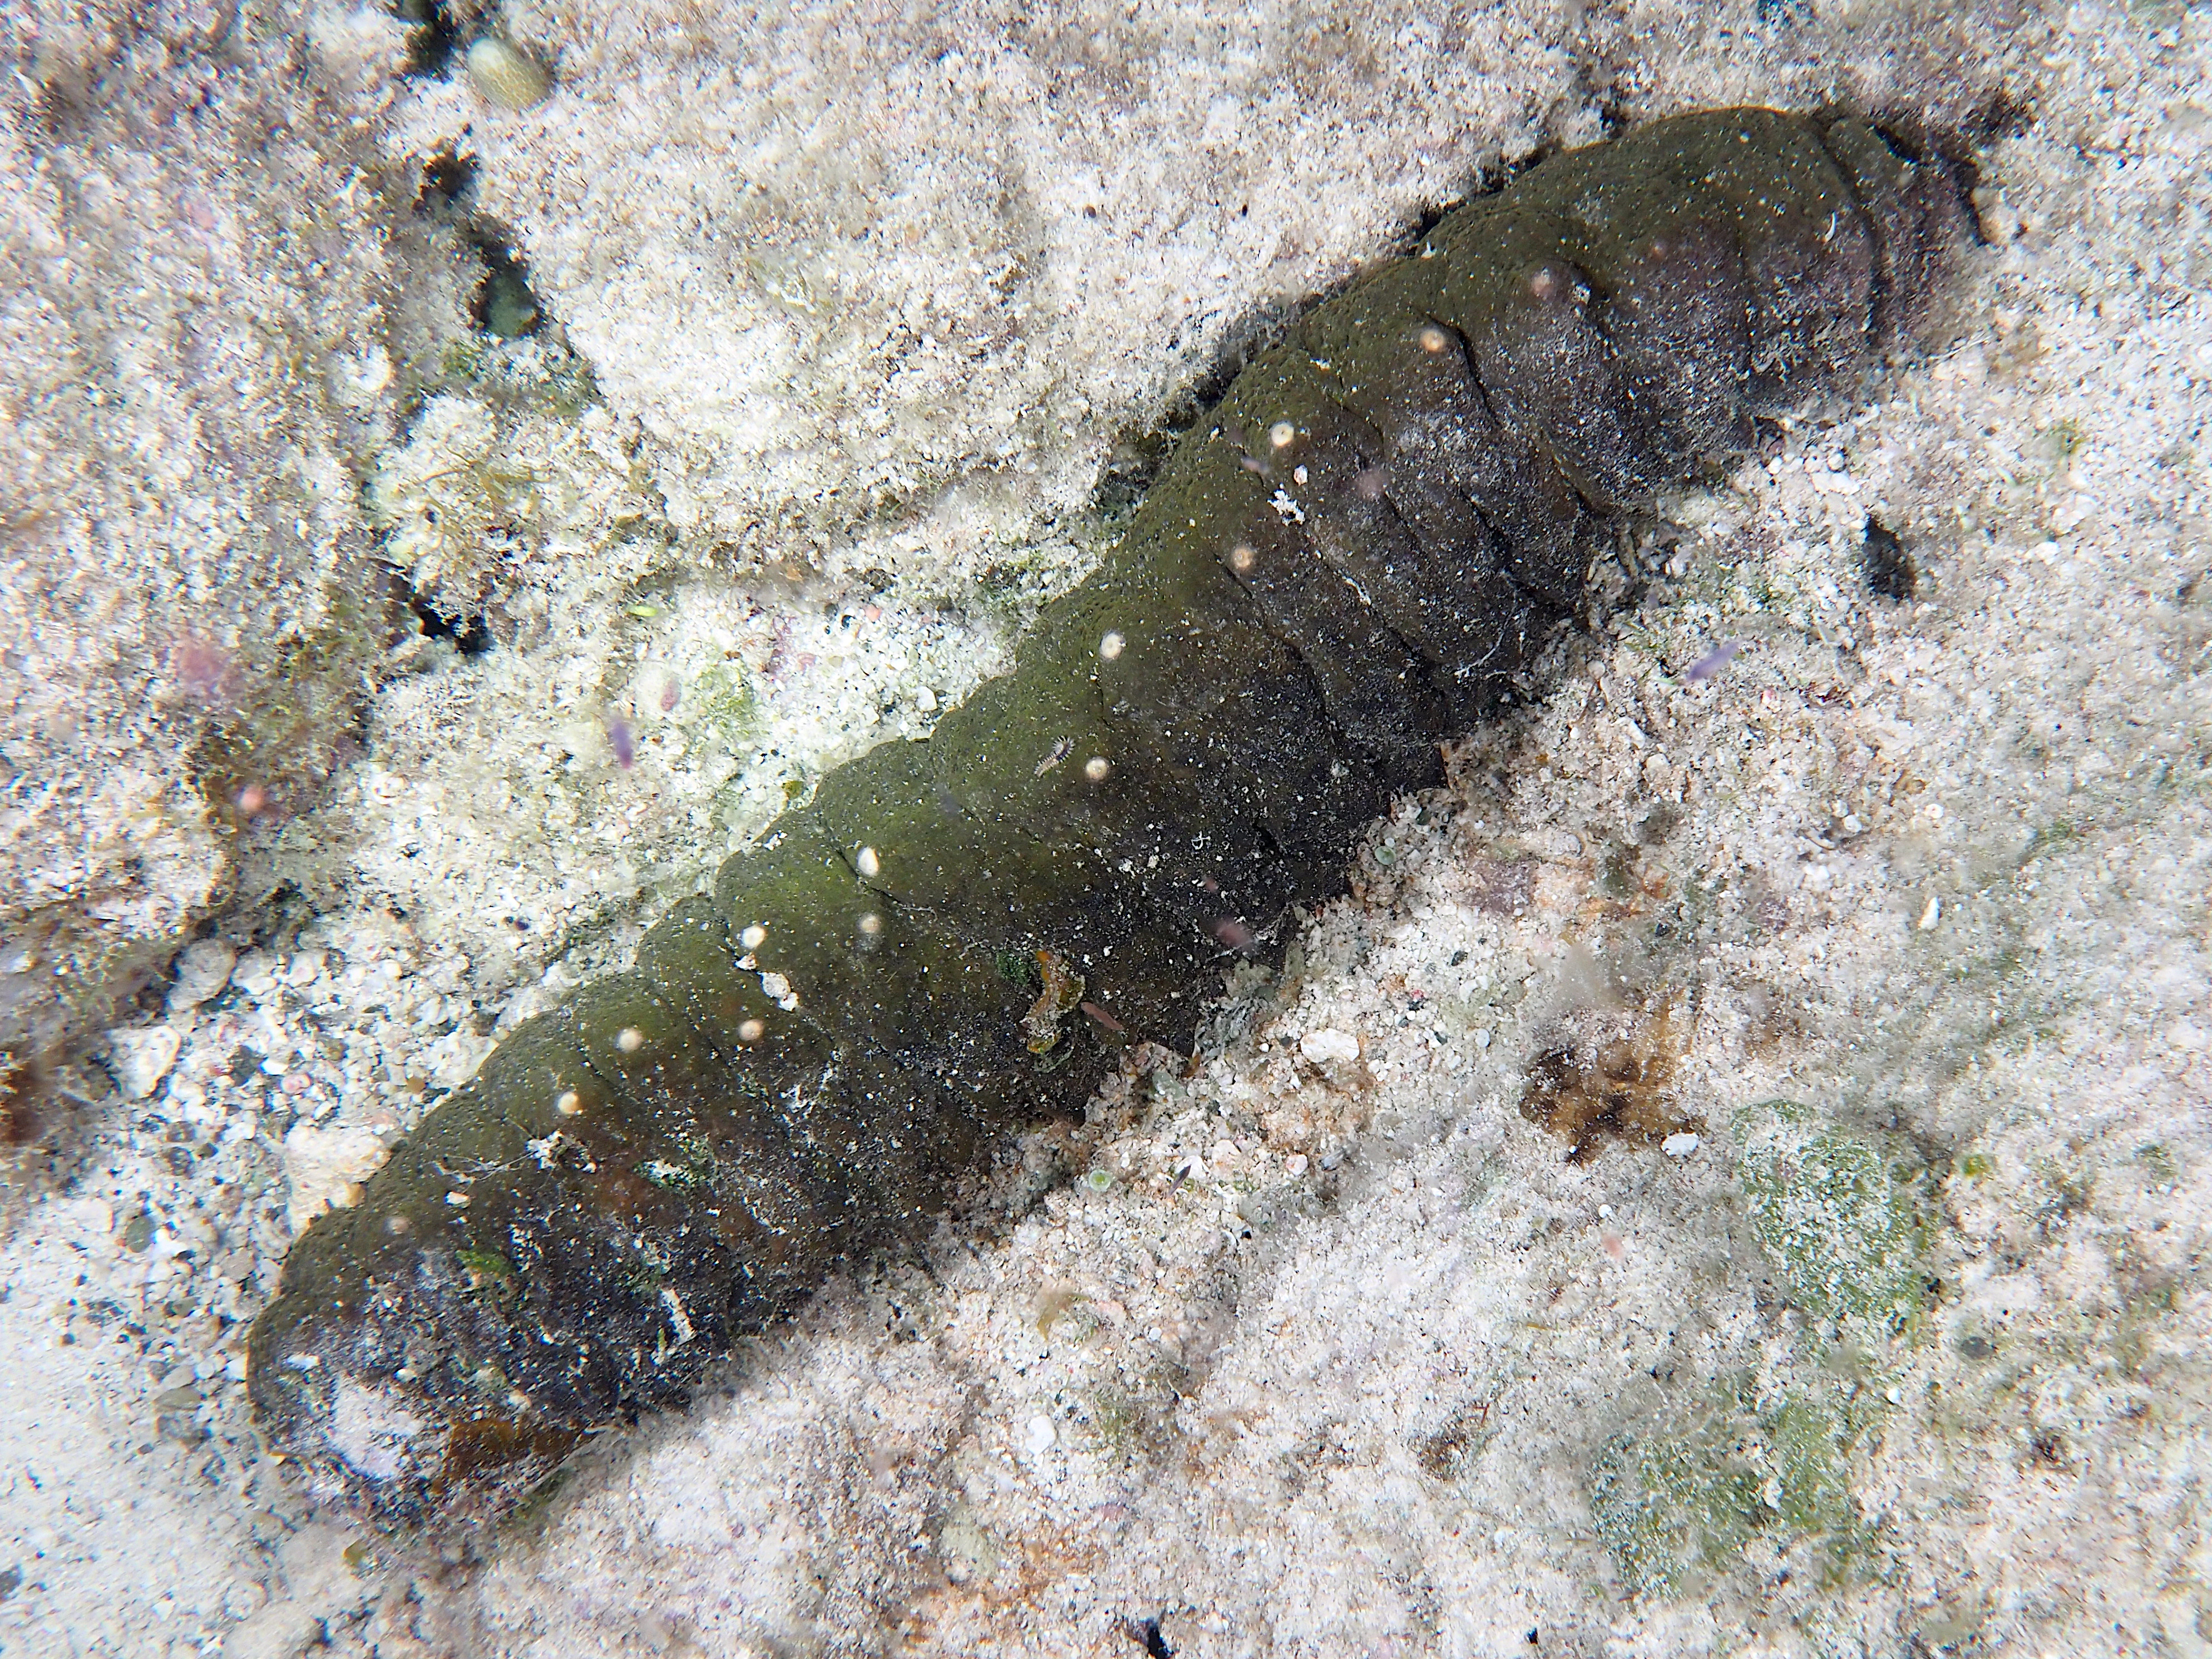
249,108,1977,1523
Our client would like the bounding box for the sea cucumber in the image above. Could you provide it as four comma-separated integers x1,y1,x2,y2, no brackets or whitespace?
249,106,1977,1523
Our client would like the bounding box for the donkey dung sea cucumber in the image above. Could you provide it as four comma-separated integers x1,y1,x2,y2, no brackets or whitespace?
248,106,1977,1523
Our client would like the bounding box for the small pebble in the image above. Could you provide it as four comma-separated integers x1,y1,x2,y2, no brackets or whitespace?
109,1025,183,1100
1299,1029,1359,1065
466,37,550,110
167,940,237,1013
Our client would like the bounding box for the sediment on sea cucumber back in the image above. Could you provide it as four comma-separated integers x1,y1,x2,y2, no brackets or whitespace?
247,107,1978,1524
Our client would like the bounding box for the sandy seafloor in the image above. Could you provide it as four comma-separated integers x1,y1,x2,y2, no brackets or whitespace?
6,1,2212,1655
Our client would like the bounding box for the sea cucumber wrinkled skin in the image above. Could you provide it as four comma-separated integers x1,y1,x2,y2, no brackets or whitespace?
248,107,1976,1524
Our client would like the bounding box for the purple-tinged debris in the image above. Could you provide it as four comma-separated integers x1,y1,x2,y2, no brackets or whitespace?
1684,641,1743,683
609,719,636,769
1208,916,1256,952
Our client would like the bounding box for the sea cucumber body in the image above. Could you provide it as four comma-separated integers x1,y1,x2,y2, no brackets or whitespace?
249,108,1973,1522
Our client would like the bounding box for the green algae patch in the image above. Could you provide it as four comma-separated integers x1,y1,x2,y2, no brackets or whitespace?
1592,1098,1934,1597
687,661,763,758
1591,1382,1872,1597
1767,1393,1862,1555
456,1247,520,1295
1734,1100,1935,1329
1592,1425,1763,1594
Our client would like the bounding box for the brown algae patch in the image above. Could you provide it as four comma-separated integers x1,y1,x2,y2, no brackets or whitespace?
1518,1004,1699,1162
